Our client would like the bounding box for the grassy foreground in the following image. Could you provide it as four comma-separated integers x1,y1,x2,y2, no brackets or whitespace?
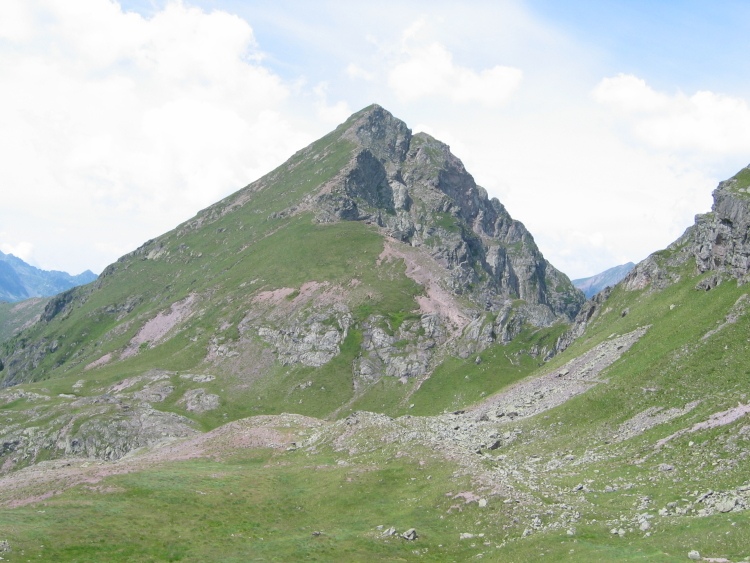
2,245,750,562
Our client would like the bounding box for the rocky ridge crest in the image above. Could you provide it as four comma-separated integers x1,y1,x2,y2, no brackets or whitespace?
623,166,750,293
313,105,583,320
565,165,750,338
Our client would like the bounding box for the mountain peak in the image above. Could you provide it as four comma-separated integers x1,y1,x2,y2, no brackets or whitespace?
1,105,582,413
308,105,583,319
340,104,412,166
2,108,750,562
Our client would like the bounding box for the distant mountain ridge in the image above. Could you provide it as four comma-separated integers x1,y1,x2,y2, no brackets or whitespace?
0,251,97,302
572,262,635,298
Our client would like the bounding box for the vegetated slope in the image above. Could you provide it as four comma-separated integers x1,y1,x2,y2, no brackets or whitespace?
0,251,96,303
573,262,635,298
0,299,47,343
0,105,582,469
0,158,749,560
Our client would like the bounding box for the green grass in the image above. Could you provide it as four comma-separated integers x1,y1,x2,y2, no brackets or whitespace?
346,376,420,416
5,107,750,562
0,445,500,562
408,323,568,415
728,167,750,194
495,512,750,562
458,261,750,561
433,212,461,233
0,298,47,345
3,246,750,561
0,125,358,385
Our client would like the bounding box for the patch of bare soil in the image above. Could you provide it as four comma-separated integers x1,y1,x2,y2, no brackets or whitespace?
656,403,750,448
252,287,297,304
121,293,198,359
84,353,112,371
106,372,171,394
85,305,186,368
613,400,701,443
8,297,43,313
247,281,348,321
702,293,749,340
378,239,471,332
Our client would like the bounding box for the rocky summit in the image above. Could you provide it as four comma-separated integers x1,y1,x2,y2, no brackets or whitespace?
0,107,749,562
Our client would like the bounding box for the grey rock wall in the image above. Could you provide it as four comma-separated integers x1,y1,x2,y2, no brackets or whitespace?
315,106,584,327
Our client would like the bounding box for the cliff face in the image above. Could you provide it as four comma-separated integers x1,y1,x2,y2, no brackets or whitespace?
314,105,584,323
694,168,750,279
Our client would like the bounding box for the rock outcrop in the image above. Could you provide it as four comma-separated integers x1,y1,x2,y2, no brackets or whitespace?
621,165,750,294
694,167,750,279
230,106,585,382
0,383,198,471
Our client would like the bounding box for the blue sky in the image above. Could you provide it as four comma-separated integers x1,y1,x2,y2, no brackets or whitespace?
2,0,750,279
532,1,750,91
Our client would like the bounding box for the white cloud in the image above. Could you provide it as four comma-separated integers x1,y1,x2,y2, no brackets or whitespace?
312,82,353,124
387,19,522,107
2,1,745,283
0,0,312,274
593,74,669,112
346,63,374,82
0,240,35,264
594,74,750,155
438,95,720,279
0,0,34,42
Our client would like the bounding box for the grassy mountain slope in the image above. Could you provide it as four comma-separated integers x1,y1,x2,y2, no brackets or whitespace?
1,117,747,561
0,106,583,471
0,298,47,345
1,253,748,561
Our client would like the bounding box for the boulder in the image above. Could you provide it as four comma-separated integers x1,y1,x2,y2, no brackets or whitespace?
401,528,417,541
